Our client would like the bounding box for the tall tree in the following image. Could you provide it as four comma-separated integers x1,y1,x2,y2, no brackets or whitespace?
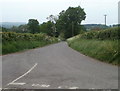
47,15,58,23
27,19,40,34
56,6,86,38
40,21,54,36
47,15,58,37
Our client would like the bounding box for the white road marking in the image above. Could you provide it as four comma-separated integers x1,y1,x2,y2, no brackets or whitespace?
8,82,26,85
58,86,68,89
58,86,62,89
69,87,79,89
0,88,9,90
7,63,38,86
89,88,95,89
32,84,50,88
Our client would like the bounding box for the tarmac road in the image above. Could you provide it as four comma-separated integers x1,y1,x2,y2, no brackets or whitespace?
2,42,118,89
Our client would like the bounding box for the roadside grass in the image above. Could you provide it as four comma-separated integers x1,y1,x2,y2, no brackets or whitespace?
67,39,119,65
1,32,59,55
0,42,1,54
2,40,57,55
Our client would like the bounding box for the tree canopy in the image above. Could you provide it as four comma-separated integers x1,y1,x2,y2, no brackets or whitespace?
27,19,40,34
40,21,54,36
56,6,86,38
2,6,86,39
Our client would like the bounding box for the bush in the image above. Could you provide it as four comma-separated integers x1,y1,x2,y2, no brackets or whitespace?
1,32,58,43
1,32,59,54
80,27,119,40
67,27,119,65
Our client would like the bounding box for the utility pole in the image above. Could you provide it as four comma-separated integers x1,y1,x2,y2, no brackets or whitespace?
72,21,74,37
104,15,107,26
118,1,120,25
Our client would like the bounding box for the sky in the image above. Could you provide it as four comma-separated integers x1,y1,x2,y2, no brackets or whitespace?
0,0,119,25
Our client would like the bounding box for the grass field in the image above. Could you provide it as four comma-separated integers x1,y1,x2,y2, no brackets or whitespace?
67,39,119,65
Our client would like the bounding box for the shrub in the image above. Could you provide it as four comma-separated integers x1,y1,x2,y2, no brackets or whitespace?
1,32,59,54
80,27,119,40
1,32,58,43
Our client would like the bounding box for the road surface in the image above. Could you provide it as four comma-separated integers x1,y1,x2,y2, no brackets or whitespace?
2,42,118,89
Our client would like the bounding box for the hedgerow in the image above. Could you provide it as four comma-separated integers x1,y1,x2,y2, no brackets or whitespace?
1,32,58,43
80,27,119,40
1,32,59,54
67,27,119,65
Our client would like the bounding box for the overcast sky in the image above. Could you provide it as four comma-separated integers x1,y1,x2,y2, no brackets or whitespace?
0,0,119,25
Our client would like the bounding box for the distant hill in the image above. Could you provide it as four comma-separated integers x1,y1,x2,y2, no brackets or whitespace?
0,22,26,28
83,24,109,31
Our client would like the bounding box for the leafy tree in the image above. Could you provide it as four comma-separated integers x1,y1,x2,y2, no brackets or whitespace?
9,25,29,33
1,27,9,32
56,6,86,38
47,15,58,37
40,21,55,36
18,25,29,33
47,15,58,23
27,19,40,34
10,26,18,32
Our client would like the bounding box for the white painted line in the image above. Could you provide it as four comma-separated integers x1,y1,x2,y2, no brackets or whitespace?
89,88,95,89
7,63,38,85
8,82,26,85
0,88,10,90
69,87,79,89
41,84,50,88
32,84,50,88
58,86,62,89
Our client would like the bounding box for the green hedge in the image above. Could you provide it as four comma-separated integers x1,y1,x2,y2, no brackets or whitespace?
1,32,59,54
1,32,58,43
80,27,119,40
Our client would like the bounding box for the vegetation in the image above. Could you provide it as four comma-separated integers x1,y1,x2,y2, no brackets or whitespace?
1,6,86,40
83,24,108,31
27,19,40,34
1,32,59,54
40,21,57,37
80,27,119,40
56,6,86,39
67,27,119,65
1,5,119,64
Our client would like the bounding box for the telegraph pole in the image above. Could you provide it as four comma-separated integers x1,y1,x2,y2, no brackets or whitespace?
72,21,74,37
118,1,120,27
104,15,107,26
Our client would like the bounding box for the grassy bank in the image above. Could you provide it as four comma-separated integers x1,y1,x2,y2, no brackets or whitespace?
1,32,59,55
67,27,119,65
68,39,119,65
2,40,57,55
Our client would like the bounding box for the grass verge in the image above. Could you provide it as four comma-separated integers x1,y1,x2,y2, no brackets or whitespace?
67,39,119,65
2,40,58,55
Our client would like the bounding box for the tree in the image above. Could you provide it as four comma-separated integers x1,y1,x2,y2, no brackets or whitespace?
1,27,9,32
18,24,29,33
56,6,86,38
47,15,58,23
27,19,40,34
40,21,55,36
47,15,58,37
